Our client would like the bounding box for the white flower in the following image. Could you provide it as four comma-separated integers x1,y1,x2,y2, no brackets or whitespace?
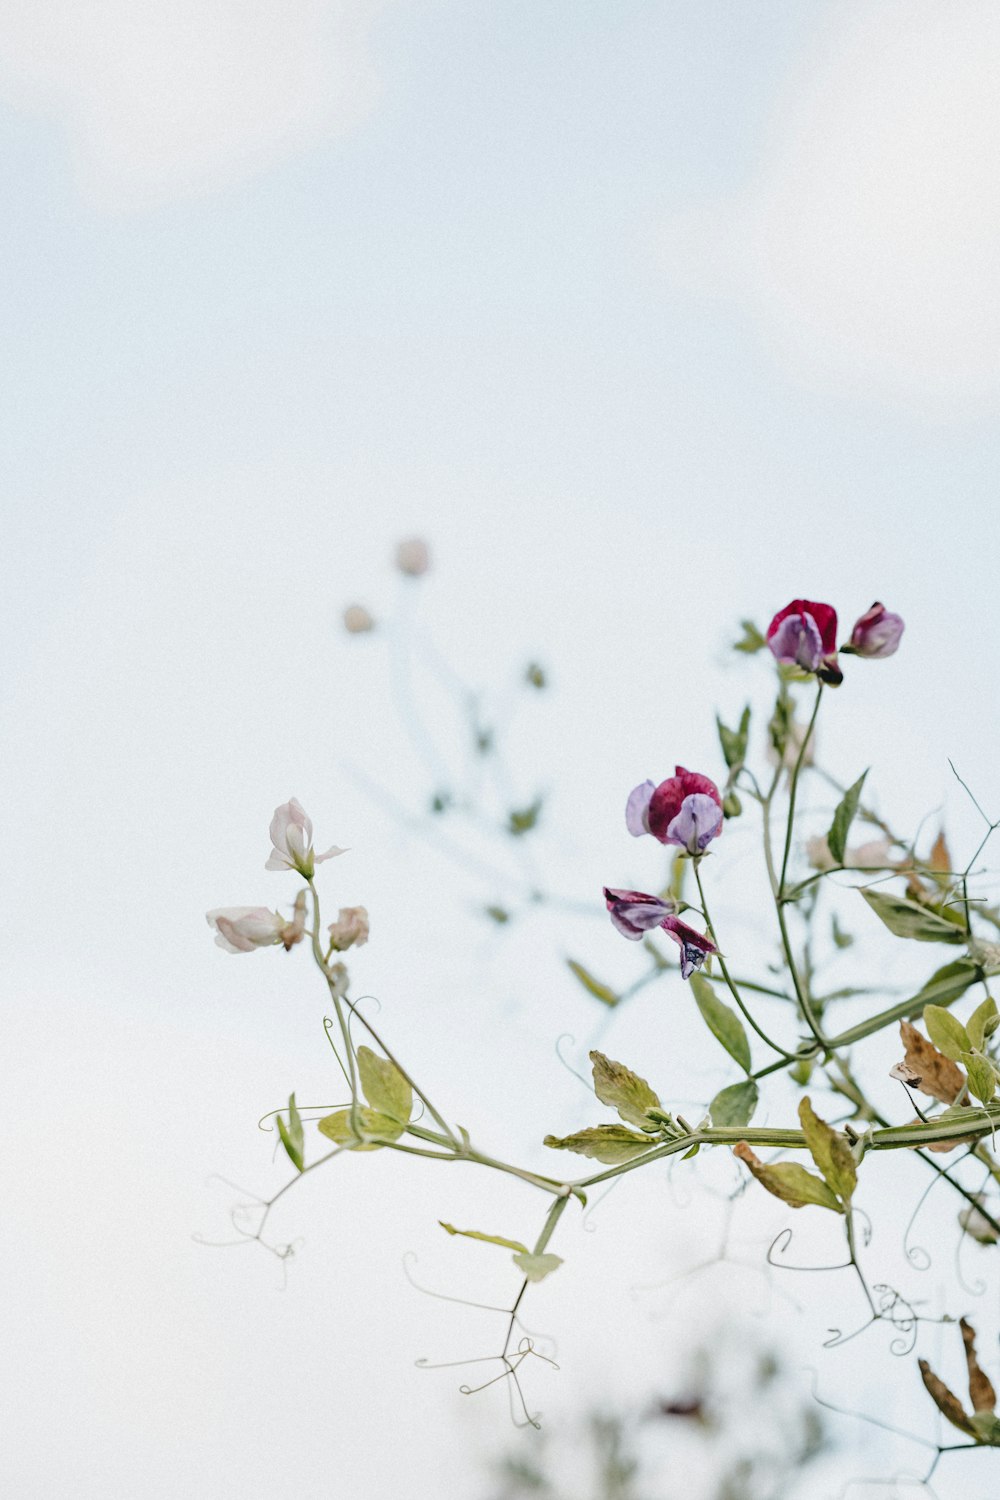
207,907,286,954
328,905,369,951
395,537,430,577
327,960,350,998
265,798,345,877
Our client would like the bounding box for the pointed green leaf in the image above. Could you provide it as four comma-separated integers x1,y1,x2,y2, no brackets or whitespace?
439,1222,529,1254
906,958,981,1013
589,1051,661,1129
317,1106,404,1151
512,1251,563,1283
967,996,999,1051
276,1092,305,1172
832,914,854,950
690,973,751,1073
734,620,767,654
508,798,543,836
734,1143,843,1213
710,1079,759,1126
861,888,967,943
798,1097,856,1204
357,1045,413,1123
923,1005,972,1060
717,705,751,771
960,1053,998,1106
826,771,868,865
566,959,619,1007
543,1125,656,1164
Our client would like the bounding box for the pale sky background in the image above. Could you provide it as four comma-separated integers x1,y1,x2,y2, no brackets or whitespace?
4,3,1000,1497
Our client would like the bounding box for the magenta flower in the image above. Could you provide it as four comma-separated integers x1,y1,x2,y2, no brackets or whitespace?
627,768,724,854
604,887,718,979
847,601,904,659
766,599,842,684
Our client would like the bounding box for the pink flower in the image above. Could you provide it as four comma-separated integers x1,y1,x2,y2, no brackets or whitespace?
847,602,904,659
328,905,369,951
207,907,288,954
265,798,346,878
603,887,718,979
767,599,842,684
627,768,724,854
343,603,376,634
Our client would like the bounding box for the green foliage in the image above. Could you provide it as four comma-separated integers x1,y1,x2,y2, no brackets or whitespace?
512,1251,563,1283
566,959,619,1007
733,619,767,653
798,1097,856,1205
734,1143,843,1213
357,1045,413,1123
960,1052,998,1105
717,705,751,771
275,1092,305,1173
439,1222,529,1253
317,1105,405,1150
508,798,543,836
967,995,1000,1050
710,1079,759,1126
689,972,751,1073
861,888,967,943
826,771,868,865
543,1126,657,1164
923,1004,972,1061
589,1051,662,1129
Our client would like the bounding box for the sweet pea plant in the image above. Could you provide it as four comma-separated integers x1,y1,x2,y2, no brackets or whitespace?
208,596,1000,1477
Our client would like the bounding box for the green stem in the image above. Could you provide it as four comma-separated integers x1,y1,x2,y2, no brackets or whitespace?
778,683,824,897
693,861,803,1062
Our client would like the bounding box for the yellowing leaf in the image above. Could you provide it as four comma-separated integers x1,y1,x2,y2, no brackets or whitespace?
566,959,619,1007
861,888,966,943
512,1251,563,1283
589,1051,661,1128
439,1222,529,1254
797,1097,856,1204
357,1046,413,1123
543,1125,657,1164
317,1106,404,1151
733,1142,842,1213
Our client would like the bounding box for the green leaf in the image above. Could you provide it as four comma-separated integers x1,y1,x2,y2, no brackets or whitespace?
710,1079,759,1127
317,1106,405,1151
970,1411,1000,1445
690,973,751,1073
906,958,981,1013
512,1251,563,1283
734,620,767,654
589,1051,662,1129
275,1092,305,1173
716,705,751,771
439,1222,529,1254
798,1097,856,1204
923,1004,972,1061
967,996,999,1051
566,959,619,1007
543,1125,657,1164
831,914,854,949
768,689,793,758
508,798,542,836
733,1143,843,1213
357,1046,413,1123
827,771,868,865
861,888,967,944
960,1053,998,1106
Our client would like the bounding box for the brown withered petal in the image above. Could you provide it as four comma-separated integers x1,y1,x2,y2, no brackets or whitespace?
961,1319,997,1413
889,1061,922,1088
899,1021,968,1105
918,1359,976,1436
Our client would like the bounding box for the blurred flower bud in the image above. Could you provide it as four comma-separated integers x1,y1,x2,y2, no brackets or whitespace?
722,790,742,819
767,599,842,684
343,603,376,634
766,718,817,772
846,602,904,658
207,907,287,954
327,960,350,999
807,834,892,872
265,798,346,878
282,891,308,951
328,905,369,951
627,768,724,855
395,537,430,577
525,662,546,689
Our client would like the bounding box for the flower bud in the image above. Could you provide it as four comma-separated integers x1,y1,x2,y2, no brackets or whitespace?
846,602,904,658
207,907,286,954
395,538,430,577
328,905,369,952
603,888,718,980
327,961,350,999
343,603,376,634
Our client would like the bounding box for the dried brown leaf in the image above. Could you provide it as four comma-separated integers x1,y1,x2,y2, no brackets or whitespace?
929,828,953,886
961,1319,997,1413
918,1359,976,1436
899,1021,968,1105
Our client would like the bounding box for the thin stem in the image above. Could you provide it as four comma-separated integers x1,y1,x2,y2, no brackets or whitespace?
693,860,804,1062
778,683,823,898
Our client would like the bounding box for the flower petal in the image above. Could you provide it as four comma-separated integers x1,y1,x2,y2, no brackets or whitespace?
625,781,656,837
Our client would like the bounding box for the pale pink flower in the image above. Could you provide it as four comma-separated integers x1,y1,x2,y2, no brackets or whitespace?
328,905,369,951
343,603,376,634
265,798,345,877
327,960,350,998
395,537,430,577
207,907,287,954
